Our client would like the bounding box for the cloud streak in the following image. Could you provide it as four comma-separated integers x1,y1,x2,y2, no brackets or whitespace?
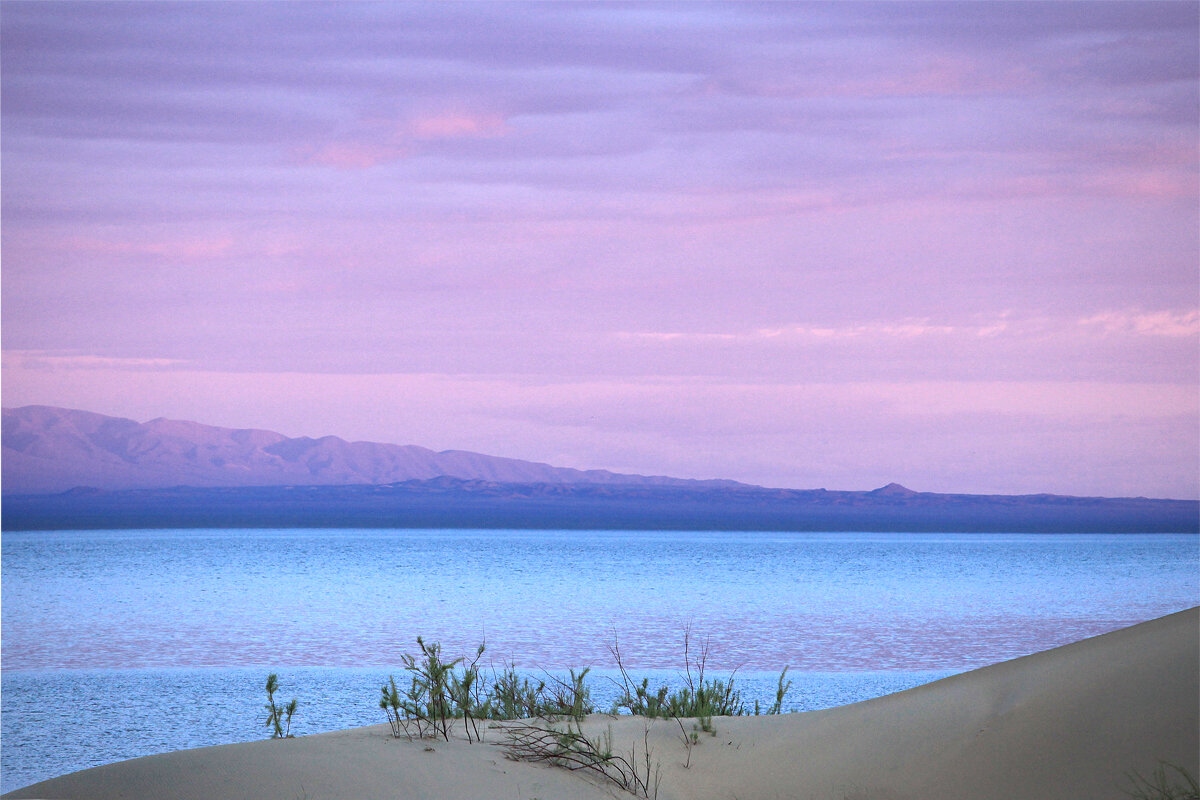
622,309,1200,345
2,2,1196,497
1079,309,1200,338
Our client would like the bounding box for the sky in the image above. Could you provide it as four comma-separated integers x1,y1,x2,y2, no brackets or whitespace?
2,1,1197,498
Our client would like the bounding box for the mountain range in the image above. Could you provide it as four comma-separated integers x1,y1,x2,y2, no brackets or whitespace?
2,405,737,494
3,405,1196,532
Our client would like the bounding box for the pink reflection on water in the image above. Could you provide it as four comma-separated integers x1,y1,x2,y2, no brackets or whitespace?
1,612,1159,673
2,613,1157,673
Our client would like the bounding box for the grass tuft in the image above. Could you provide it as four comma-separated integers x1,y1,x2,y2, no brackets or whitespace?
380,639,596,742
609,625,751,720
375,629,794,793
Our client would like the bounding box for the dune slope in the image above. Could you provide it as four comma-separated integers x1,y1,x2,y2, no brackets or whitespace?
6,608,1197,800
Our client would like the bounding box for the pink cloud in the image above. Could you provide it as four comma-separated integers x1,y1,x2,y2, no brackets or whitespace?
302,141,408,169
299,111,510,170
618,317,1008,344
410,112,509,140
1085,171,1198,201
1079,310,1200,337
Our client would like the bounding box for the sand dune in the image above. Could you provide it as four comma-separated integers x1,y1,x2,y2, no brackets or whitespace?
6,607,1197,800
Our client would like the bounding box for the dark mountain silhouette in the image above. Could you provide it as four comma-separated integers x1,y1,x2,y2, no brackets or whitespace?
3,406,1195,532
3,478,1196,532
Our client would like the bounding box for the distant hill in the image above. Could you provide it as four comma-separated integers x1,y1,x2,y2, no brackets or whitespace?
2,405,740,494
4,406,1196,532
4,478,1197,532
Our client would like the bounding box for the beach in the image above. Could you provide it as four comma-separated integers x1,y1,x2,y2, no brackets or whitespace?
5,606,1196,800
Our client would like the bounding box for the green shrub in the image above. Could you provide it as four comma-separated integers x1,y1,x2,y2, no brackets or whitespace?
756,665,792,715
378,629,794,752
384,636,464,741
264,673,298,738
486,666,548,720
381,638,594,741
546,667,594,722
379,675,408,738
609,627,748,719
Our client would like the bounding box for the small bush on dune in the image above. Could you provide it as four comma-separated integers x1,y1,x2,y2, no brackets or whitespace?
380,629,794,735
264,673,298,739
545,667,594,722
609,626,751,720
759,665,793,716
376,629,793,795
449,642,488,742
483,662,593,721
381,639,596,742
380,637,478,741
379,675,407,738
486,665,548,720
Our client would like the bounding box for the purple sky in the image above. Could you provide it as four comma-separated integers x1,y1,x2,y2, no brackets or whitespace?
3,2,1197,498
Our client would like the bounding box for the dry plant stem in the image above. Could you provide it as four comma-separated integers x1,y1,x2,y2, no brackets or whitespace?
1124,762,1200,800
675,715,696,769
502,719,658,799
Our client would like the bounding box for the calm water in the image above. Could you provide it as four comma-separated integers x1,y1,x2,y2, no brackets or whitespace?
2,529,1197,792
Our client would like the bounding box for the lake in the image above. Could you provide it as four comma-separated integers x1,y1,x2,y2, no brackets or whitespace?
2,528,1197,792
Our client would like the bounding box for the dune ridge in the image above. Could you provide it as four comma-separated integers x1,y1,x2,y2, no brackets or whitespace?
5,607,1197,800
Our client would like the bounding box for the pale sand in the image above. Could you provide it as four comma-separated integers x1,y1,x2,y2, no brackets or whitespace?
6,608,1197,800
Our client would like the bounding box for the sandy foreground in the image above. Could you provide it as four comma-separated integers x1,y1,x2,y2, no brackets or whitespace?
6,607,1197,800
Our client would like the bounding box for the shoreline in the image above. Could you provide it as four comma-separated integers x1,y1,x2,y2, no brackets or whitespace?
5,607,1197,800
